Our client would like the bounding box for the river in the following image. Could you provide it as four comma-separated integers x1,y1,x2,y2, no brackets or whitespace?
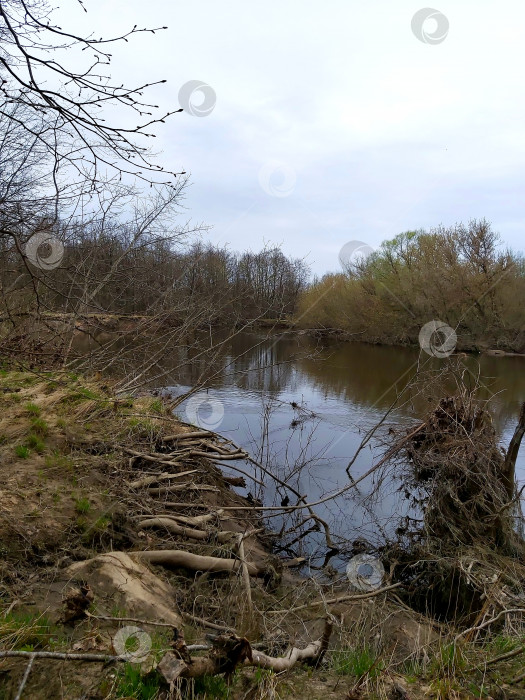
165,331,525,567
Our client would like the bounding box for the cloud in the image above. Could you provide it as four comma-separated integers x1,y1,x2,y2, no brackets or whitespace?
55,0,525,274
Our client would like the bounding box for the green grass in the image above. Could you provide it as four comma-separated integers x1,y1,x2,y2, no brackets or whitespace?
93,515,110,530
332,646,383,679
149,398,163,414
15,445,30,459
74,496,91,514
113,664,161,700
31,417,49,437
25,433,45,453
192,674,231,698
44,452,73,471
64,387,100,403
0,612,56,650
485,634,521,655
25,402,41,417
429,642,467,676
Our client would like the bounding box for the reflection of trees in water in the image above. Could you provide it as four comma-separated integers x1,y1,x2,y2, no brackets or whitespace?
297,341,419,410
175,331,305,394
295,341,525,438
76,329,525,440
175,334,525,441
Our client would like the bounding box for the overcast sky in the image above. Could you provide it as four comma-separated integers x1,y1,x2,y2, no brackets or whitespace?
56,1,525,275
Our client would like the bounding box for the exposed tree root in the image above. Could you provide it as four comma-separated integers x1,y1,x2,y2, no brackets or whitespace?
132,550,262,576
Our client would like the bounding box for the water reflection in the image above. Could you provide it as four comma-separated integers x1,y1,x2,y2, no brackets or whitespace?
168,332,525,561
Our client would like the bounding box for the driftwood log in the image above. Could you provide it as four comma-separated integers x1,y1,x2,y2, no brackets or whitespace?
157,619,333,685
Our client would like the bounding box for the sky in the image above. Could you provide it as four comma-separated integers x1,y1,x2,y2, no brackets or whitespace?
55,1,525,276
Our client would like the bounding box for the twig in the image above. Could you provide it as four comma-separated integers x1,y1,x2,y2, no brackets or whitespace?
455,608,525,643
484,644,525,668
14,655,35,700
123,448,183,468
0,650,125,662
181,612,236,633
267,581,403,614
147,483,219,495
213,462,265,487
86,611,176,628
163,430,212,441
137,518,237,544
237,534,253,615
132,549,262,576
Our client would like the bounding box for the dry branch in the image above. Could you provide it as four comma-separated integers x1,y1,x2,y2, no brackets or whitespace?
502,401,525,500
268,581,404,614
147,483,219,495
124,448,183,468
127,470,198,489
237,534,253,615
157,619,333,683
181,612,236,633
163,431,213,441
171,510,224,526
0,650,126,662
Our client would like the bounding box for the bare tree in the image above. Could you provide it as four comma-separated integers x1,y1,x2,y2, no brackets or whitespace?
0,0,183,193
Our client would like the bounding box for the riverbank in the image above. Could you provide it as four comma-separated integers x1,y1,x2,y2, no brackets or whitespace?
1,370,525,698
12,310,525,362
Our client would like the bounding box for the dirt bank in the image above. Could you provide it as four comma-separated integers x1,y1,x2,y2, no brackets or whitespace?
1,370,525,699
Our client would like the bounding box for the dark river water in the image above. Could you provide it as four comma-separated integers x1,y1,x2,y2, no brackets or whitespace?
164,332,525,567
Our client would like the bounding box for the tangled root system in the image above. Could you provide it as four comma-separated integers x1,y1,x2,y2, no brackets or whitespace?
404,391,515,552
386,381,525,622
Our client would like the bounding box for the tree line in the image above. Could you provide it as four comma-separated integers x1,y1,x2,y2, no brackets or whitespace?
297,220,525,352
1,224,309,324
0,0,309,384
